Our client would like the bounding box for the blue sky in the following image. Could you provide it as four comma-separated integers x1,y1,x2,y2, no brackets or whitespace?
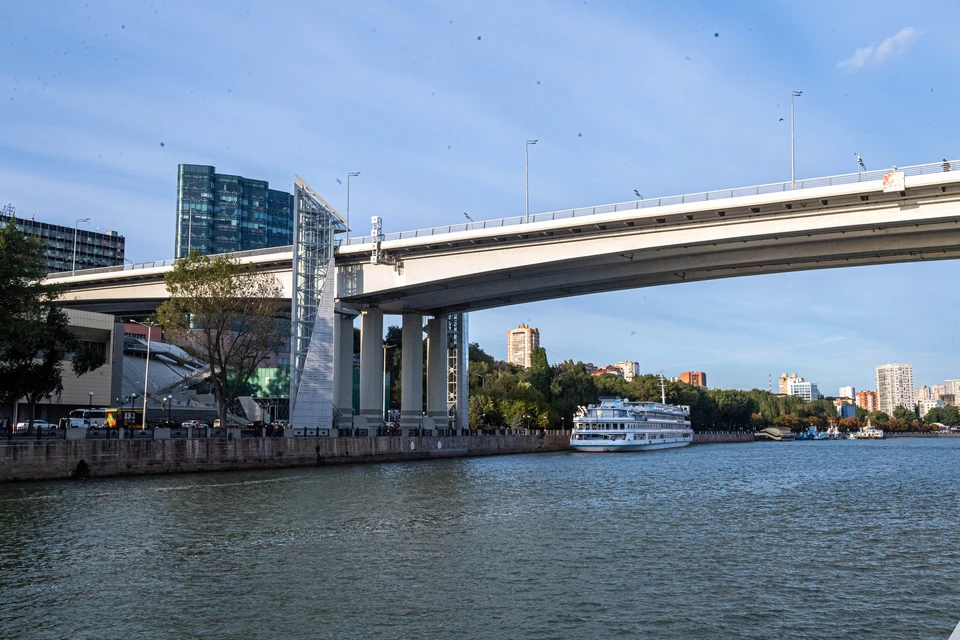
2,1,959,394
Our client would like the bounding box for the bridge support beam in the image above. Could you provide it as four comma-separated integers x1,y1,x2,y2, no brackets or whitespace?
357,309,383,434
332,311,356,433
425,316,449,433
399,314,424,436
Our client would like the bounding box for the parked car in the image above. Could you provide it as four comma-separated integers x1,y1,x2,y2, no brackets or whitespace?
15,420,52,433
181,420,207,428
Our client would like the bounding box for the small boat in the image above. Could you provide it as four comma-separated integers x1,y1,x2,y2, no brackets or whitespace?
853,419,884,439
796,426,830,440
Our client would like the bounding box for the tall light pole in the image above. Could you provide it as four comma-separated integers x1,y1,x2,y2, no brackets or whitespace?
791,91,802,190
525,140,538,223
72,217,91,274
130,319,159,428
346,172,360,243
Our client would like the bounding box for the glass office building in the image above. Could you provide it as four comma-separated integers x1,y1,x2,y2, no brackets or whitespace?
0,209,125,274
175,164,294,258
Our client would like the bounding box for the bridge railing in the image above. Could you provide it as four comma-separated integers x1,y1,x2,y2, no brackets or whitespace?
340,158,958,246
50,245,295,279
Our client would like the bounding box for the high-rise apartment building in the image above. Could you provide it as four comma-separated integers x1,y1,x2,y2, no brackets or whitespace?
944,380,960,400
856,390,878,412
1,207,124,273
914,386,932,403
679,371,708,388
175,164,294,258
838,386,855,400
932,384,946,401
615,361,640,382
875,363,914,415
507,324,540,368
787,379,820,402
779,373,802,395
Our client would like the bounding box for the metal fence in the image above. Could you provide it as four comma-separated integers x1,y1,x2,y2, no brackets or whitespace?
341,158,958,246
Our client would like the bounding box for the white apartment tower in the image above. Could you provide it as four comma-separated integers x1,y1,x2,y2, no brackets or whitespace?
507,324,540,369
838,386,855,400
875,363,915,415
615,361,640,382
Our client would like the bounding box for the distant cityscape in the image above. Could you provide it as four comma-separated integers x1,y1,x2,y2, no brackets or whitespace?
508,324,950,418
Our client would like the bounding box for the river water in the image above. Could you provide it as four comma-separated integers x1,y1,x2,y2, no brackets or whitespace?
1,438,959,639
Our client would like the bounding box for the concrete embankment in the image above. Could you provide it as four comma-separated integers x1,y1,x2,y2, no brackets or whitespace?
0,430,754,483
0,433,572,483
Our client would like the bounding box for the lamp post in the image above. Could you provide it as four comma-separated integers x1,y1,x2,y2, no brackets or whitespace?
88,391,94,409
382,343,398,425
346,172,360,243
72,217,91,275
791,91,802,190
129,320,159,428
166,395,173,422
525,140,538,223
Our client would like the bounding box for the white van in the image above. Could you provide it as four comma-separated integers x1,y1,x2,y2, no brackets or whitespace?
69,408,107,428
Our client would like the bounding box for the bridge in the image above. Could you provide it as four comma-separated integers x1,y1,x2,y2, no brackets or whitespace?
47,159,960,435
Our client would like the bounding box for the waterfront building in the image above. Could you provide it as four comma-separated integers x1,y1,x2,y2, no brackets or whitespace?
914,386,932,403
918,398,944,417
175,164,294,258
506,324,540,368
855,390,877,412
778,373,802,395
787,379,820,402
615,361,640,382
932,384,946,401
1,206,124,274
838,385,855,400
875,363,915,415
680,371,707,388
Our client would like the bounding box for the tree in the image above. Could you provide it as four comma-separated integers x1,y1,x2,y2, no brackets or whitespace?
157,251,287,429
528,346,552,399
892,405,917,422
0,218,102,426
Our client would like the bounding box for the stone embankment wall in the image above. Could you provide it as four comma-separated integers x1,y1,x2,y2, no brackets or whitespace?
0,433,572,483
693,431,754,444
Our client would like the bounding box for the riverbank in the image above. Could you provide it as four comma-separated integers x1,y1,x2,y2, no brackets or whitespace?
0,430,753,482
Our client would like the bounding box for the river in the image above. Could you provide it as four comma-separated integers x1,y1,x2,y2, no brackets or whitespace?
1,438,958,639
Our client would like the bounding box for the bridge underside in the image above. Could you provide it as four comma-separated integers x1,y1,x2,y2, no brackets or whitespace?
339,190,960,314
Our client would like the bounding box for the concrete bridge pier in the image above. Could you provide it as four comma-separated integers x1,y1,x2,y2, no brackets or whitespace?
332,309,357,433
399,314,424,436
357,308,383,434
424,316,449,434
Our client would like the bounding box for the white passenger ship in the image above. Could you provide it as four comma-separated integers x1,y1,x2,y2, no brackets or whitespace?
570,395,694,453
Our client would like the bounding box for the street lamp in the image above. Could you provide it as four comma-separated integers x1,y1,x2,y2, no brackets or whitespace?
88,391,94,409
383,343,398,425
166,394,173,422
525,140,538,223
72,217,91,275
478,373,491,389
791,91,802,190
346,172,360,243
129,319,159,428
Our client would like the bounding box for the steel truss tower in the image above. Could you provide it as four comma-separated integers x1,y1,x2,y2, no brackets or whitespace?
289,177,345,431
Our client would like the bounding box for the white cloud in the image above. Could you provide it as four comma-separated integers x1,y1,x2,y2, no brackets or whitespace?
837,27,919,71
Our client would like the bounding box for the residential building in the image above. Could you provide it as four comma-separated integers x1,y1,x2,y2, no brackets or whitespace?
838,386,855,400
615,361,640,382
680,371,708,388
932,384,946,401
945,380,960,400
1,206,125,274
787,379,820,402
175,164,294,258
855,390,878,412
506,324,540,369
914,386,932,404
875,363,915,415
591,365,624,378
918,398,944,418
779,373,802,395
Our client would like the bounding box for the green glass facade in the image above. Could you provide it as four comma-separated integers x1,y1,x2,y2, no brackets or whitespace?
176,164,294,258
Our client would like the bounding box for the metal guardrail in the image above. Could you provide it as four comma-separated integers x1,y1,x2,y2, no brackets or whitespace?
49,245,294,279
340,159,959,246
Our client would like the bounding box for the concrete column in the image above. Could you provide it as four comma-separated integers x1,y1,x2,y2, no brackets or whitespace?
358,309,384,434
332,312,355,433
400,314,423,436
425,316,449,433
